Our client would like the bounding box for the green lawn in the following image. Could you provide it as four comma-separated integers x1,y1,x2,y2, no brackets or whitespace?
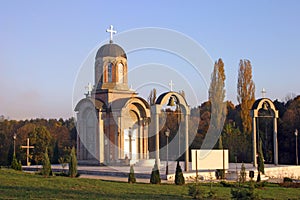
0,169,299,199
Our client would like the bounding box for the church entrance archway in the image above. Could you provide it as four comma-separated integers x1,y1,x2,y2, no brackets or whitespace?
152,91,190,171
251,98,279,166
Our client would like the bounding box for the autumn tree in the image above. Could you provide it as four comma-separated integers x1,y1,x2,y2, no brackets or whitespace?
203,58,227,149
148,88,157,105
237,59,255,134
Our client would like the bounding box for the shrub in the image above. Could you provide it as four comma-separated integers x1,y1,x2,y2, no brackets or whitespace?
175,161,185,185
283,177,293,182
188,184,202,199
58,157,67,174
215,169,224,179
220,181,233,187
69,146,77,178
11,154,22,171
150,162,161,184
231,182,259,200
188,183,216,199
128,165,136,183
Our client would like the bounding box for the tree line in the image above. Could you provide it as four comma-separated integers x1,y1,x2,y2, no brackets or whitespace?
0,118,76,166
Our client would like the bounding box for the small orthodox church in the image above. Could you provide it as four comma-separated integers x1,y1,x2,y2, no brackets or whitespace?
75,26,190,169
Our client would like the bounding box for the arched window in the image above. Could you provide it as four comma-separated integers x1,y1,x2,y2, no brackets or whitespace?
118,63,124,83
107,63,113,82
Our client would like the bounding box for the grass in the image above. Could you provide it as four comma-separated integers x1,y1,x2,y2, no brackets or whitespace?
0,169,299,199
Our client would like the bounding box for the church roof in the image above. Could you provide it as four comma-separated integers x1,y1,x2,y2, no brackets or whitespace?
96,43,127,59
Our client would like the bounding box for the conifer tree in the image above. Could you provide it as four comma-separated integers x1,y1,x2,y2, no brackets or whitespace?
257,139,265,174
41,148,52,177
11,154,22,171
52,140,59,164
240,163,246,183
175,161,185,185
150,161,161,184
128,165,136,183
69,146,77,178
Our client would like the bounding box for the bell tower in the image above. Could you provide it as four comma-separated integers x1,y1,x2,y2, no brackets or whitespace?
94,25,129,91
93,26,135,105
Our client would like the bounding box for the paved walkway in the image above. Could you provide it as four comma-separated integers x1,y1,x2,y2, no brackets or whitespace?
22,162,299,183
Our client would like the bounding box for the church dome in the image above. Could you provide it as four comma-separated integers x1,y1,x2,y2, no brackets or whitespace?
96,43,127,59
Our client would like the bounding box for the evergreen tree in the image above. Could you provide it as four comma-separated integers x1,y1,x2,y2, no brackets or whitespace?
240,163,246,183
11,154,22,171
41,148,52,177
128,165,136,183
69,146,77,178
52,140,59,164
237,59,255,134
257,139,265,174
175,161,185,185
150,162,161,184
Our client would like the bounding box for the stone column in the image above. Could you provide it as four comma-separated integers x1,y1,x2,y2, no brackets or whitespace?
144,123,149,159
273,117,278,165
185,113,189,172
252,117,257,167
99,112,104,163
139,121,144,159
151,105,161,167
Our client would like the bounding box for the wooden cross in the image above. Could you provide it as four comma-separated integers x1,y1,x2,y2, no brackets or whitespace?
169,80,174,91
21,138,34,166
106,25,117,42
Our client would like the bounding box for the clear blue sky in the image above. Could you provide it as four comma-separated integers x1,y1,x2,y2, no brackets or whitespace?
1,0,300,119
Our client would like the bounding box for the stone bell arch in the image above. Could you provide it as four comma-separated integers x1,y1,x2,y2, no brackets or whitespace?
152,91,190,171
251,98,279,166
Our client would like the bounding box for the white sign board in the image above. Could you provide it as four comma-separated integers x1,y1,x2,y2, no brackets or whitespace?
192,149,229,170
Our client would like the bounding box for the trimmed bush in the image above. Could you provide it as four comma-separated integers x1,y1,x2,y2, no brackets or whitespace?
11,154,22,171
69,146,77,178
175,161,185,185
41,148,52,177
128,165,136,183
150,162,161,184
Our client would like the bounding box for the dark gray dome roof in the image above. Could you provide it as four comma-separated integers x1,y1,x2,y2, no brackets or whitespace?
96,43,127,59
